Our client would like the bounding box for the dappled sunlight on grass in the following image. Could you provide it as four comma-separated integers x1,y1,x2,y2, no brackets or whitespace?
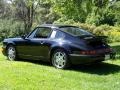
69,61,120,75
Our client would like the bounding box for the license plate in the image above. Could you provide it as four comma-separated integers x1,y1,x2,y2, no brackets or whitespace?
105,55,110,60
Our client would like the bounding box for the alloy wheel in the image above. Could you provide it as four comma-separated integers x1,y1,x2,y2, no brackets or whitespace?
7,46,16,61
52,50,67,69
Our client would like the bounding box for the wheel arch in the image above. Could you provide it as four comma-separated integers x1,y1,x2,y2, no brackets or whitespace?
5,42,16,54
6,42,16,49
49,46,71,62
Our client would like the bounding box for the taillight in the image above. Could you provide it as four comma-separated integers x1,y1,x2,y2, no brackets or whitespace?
75,48,112,55
80,50,96,55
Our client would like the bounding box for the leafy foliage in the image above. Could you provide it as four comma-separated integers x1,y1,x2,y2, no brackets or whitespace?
0,19,24,42
0,0,120,43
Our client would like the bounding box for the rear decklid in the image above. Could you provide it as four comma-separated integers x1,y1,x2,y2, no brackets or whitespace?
79,35,108,47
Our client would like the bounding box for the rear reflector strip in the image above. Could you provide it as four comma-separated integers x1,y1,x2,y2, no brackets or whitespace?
80,48,111,55
80,50,96,55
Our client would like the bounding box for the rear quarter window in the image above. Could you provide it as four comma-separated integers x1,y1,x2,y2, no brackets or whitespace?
55,31,65,39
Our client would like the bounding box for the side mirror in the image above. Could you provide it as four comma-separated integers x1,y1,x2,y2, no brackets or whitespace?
21,35,26,39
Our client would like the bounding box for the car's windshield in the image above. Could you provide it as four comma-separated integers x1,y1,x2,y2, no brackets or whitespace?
60,27,93,37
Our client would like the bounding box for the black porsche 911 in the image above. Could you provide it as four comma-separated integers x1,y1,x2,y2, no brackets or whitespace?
2,24,116,69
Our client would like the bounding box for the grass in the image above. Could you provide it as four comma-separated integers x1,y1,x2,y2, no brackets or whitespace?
0,43,120,90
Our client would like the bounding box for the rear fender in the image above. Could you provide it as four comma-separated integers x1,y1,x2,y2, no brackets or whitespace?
49,44,71,61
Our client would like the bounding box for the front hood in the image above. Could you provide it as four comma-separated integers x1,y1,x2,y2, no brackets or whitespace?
4,37,23,42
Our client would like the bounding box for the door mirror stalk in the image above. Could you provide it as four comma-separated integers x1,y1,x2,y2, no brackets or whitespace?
21,35,27,39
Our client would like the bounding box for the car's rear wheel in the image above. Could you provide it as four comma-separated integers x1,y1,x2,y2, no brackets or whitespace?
52,49,70,69
7,46,16,61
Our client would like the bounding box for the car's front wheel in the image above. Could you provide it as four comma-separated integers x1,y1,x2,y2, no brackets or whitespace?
52,49,70,69
7,46,16,61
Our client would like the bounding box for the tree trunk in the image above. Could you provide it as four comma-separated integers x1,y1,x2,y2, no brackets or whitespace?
24,4,34,34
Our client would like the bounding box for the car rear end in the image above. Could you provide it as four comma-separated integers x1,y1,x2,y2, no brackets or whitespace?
69,36,116,65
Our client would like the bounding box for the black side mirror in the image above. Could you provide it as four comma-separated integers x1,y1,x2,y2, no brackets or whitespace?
21,35,26,39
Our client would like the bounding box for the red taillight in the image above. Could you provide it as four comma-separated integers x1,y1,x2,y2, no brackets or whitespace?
80,48,112,55
90,50,96,54
80,51,86,55
80,50,96,55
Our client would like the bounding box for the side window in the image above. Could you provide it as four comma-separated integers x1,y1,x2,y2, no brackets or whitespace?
34,27,52,38
55,31,65,39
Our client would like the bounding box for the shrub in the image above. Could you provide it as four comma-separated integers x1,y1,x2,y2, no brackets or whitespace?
74,22,96,33
54,20,120,43
54,18,75,25
0,19,24,42
92,24,112,36
86,13,100,26
107,31,120,42
73,23,120,43
86,9,116,26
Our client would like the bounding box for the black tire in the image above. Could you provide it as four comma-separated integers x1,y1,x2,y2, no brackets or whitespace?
7,45,17,61
51,49,70,69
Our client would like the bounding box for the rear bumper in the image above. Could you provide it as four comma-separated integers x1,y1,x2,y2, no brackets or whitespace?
69,53,116,65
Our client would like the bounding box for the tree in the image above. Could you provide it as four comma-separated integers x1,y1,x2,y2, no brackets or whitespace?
110,1,120,25
50,0,89,22
12,0,40,33
50,0,108,23
0,0,12,19
35,0,59,24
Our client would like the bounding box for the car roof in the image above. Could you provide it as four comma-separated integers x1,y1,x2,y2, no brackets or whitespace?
39,24,78,29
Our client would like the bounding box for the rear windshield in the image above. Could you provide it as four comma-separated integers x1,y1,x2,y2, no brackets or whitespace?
60,26,92,37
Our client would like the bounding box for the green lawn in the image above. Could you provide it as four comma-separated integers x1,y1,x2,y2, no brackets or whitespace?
0,43,120,90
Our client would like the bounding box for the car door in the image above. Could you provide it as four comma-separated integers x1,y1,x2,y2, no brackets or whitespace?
16,29,38,58
26,27,53,61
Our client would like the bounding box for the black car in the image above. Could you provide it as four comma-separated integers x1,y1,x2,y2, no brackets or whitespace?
2,24,116,69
